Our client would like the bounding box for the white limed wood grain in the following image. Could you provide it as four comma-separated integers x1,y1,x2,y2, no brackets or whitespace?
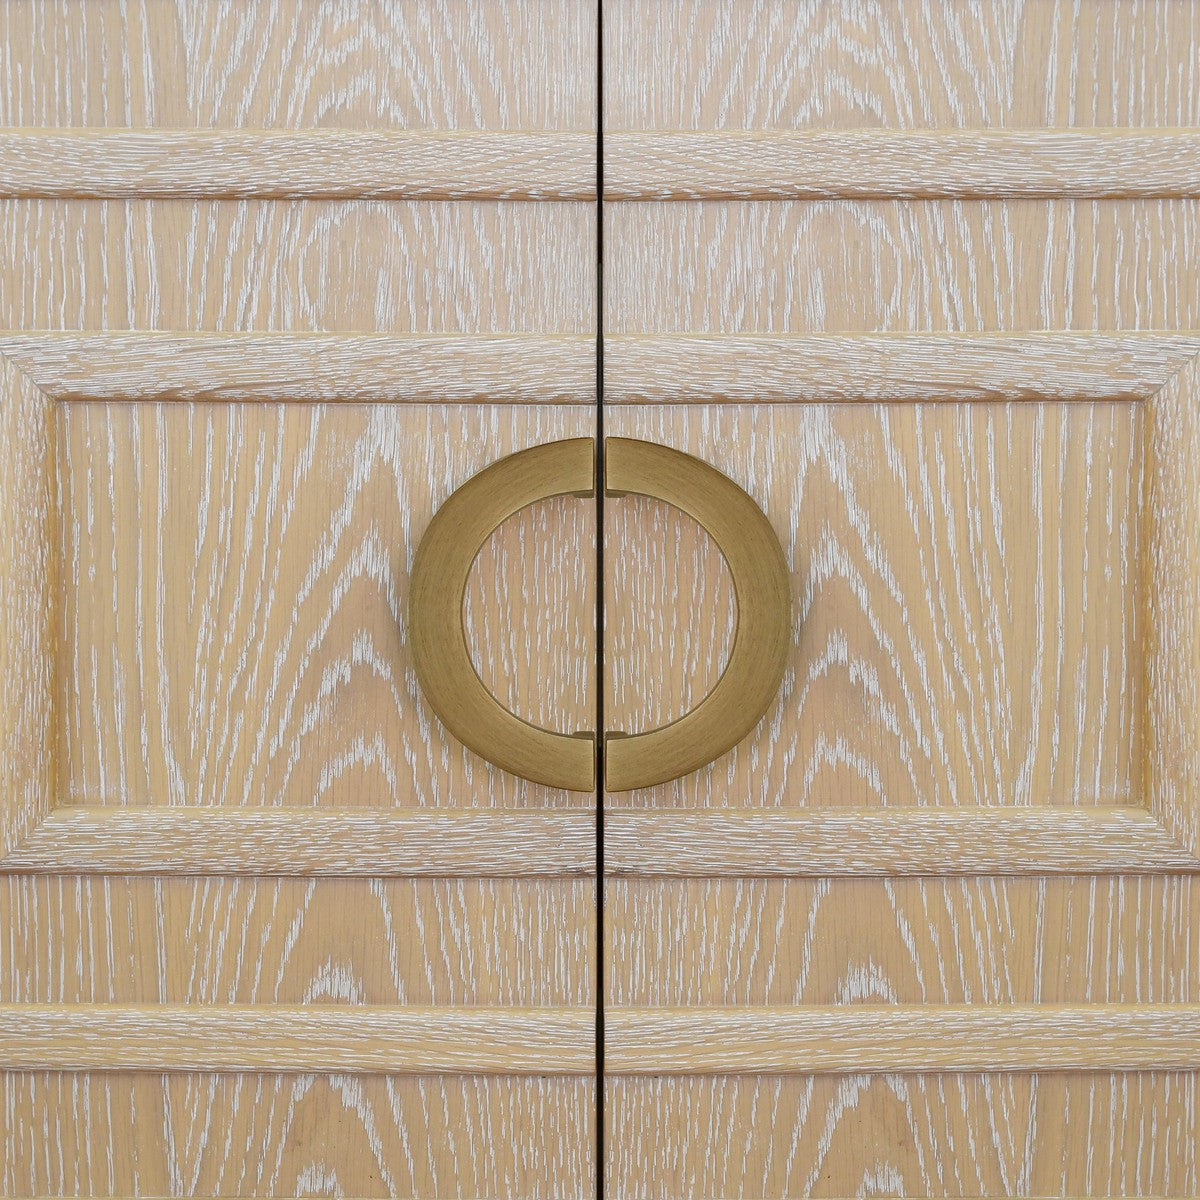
0,876,595,1005
1146,352,1200,861
605,808,1197,877
606,877,1200,1006
605,403,1142,812
0,1005,594,1074
604,333,1200,404
53,403,595,812
605,200,1200,335
607,1004,1200,1074
0,358,55,859
0,199,596,335
606,130,1200,200
2,1074,596,1198
606,0,1200,131
0,332,595,404
607,1073,1198,1198
0,0,595,132
1,808,595,876
0,130,595,199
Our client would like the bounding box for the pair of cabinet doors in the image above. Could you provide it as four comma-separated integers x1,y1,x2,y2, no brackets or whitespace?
2,1,1200,1196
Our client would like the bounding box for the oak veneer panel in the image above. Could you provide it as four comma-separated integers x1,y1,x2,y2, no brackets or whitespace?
607,877,1200,1007
604,199,1200,335
0,357,55,858
55,402,595,810
0,199,595,334
1,1072,595,1198
606,0,1200,131
0,0,595,131
0,876,594,1005
604,402,1140,809
607,1072,1198,1198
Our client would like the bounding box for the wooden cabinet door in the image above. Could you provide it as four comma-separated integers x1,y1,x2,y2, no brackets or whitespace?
0,3,598,1195
602,2,1200,1195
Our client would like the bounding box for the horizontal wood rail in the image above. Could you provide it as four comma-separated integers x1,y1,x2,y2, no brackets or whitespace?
606,1004,1200,1074
0,1005,595,1073
0,129,596,199
605,129,1200,200
0,807,596,876
0,331,595,405
603,332,1200,405
604,807,1200,876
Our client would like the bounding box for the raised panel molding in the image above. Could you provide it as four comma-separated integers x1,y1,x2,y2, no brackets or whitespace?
0,129,596,200
605,129,1200,200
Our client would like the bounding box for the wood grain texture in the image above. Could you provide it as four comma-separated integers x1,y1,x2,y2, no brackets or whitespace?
0,198,596,335
55,403,595,811
1146,352,1200,861
0,1005,594,1073
604,403,1142,811
0,130,595,199
604,333,1200,404
0,0,595,131
2,808,595,876
0,332,595,404
607,130,1200,200
606,0,1200,131
0,876,595,1005
607,1004,1200,1074
607,1073,1198,1198
2,1073,595,1198
606,877,1200,1006
604,200,1200,335
605,808,1198,877
0,357,55,858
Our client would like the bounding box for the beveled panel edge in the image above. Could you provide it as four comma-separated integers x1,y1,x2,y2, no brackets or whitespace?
603,332,1200,405
606,1003,1200,1074
0,807,596,876
605,129,1200,200
0,332,596,405
0,129,596,200
0,1004,595,1073
603,807,1200,877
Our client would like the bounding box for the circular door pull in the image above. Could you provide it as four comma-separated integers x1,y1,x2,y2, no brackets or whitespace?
408,437,791,793
603,438,791,791
409,438,598,792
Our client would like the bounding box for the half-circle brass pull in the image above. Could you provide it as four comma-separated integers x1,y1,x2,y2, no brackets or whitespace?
408,438,597,792
408,437,791,793
603,438,791,791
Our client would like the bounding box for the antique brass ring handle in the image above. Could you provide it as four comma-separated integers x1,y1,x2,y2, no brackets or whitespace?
409,438,598,792
408,438,791,792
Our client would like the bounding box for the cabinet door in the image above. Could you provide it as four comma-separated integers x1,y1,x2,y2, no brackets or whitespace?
0,3,598,1195
603,3,1200,1195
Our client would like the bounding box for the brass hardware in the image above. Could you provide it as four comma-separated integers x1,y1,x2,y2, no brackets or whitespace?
603,438,791,791
408,438,597,792
409,437,790,793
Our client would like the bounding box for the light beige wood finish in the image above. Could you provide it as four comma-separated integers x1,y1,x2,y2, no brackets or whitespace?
605,2,1200,1193
0,332,595,404
0,2,598,1193
607,129,1200,200
607,1004,1200,1074
606,0,1200,131
0,129,596,199
0,0,595,131
0,1005,594,1074
605,331,1200,405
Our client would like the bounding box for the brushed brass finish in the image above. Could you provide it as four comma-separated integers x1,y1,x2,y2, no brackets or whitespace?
603,437,792,792
409,438,597,792
410,436,790,793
